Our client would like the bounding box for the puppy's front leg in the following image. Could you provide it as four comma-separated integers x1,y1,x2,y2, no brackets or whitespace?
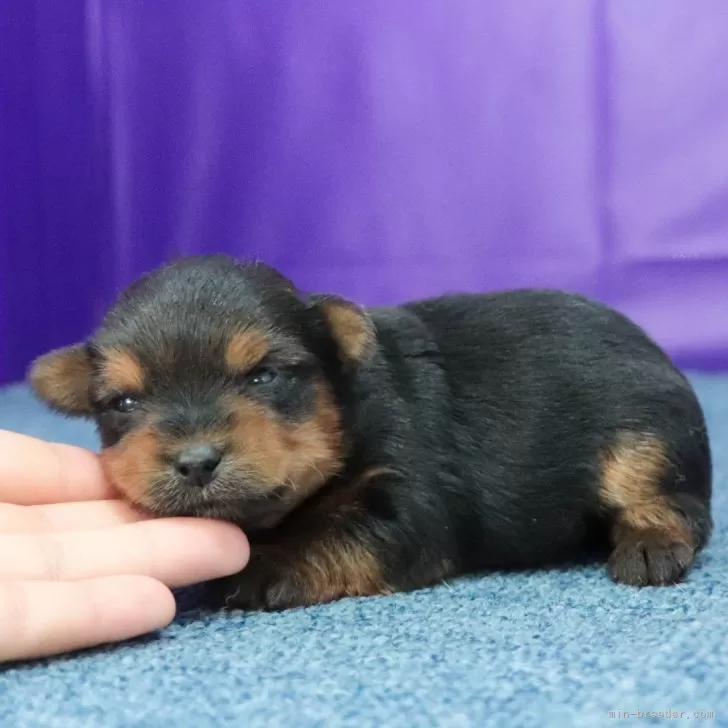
209,471,449,611
214,530,391,612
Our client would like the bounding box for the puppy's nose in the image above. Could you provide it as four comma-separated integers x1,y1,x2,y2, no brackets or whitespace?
174,444,222,487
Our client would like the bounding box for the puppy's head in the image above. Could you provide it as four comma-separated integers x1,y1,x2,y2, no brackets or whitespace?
29,255,375,530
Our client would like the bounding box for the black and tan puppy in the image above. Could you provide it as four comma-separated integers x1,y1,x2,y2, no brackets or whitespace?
29,255,712,610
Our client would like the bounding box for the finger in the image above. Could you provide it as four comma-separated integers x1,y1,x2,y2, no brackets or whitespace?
0,500,145,534
0,518,250,588
0,430,115,505
0,576,175,663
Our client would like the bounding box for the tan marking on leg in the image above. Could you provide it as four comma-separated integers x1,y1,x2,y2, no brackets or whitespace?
600,433,697,586
227,383,343,506
257,536,392,609
297,538,392,602
599,433,692,545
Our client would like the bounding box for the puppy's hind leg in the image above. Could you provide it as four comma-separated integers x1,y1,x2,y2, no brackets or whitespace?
599,432,712,587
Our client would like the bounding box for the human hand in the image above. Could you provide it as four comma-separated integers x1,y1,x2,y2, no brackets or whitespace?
0,430,250,663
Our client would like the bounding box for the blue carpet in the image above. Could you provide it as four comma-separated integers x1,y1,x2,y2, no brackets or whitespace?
1,377,727,727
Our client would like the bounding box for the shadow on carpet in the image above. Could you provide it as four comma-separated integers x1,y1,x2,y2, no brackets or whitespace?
1,376,727,727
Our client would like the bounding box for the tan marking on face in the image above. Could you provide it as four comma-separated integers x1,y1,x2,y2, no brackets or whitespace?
100,425,160,507
227,383,343,508
599,433,692,546
29,345,92,414
225,330,270,374
100,348,145,395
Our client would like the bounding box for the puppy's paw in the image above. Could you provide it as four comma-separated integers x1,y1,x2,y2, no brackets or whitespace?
607,530,694,586
207,548,304,611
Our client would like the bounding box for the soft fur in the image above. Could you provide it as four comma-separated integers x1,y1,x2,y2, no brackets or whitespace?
29,255,712,610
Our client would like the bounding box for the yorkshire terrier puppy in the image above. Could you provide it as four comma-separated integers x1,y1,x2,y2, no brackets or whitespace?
29,255,712,610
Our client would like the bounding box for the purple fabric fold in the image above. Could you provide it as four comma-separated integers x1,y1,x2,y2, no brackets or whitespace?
2,1,727,384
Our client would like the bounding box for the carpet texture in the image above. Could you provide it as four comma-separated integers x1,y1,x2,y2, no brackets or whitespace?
1,377,727,727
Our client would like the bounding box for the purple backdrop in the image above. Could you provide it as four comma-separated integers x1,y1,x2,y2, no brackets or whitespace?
2,1,728,385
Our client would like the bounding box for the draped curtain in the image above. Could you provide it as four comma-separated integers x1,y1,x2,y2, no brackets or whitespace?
2,0,728,384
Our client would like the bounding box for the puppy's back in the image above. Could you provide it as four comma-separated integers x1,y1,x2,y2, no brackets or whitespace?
371,289,712,569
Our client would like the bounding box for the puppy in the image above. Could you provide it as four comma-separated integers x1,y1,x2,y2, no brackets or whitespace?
29,255,712,610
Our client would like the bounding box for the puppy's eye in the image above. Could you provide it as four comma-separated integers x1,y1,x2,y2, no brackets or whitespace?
109,395,140,414
248,367,278,386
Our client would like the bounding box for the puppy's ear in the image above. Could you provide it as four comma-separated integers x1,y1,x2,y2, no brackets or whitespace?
310,295,376,365
28,344,94,416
